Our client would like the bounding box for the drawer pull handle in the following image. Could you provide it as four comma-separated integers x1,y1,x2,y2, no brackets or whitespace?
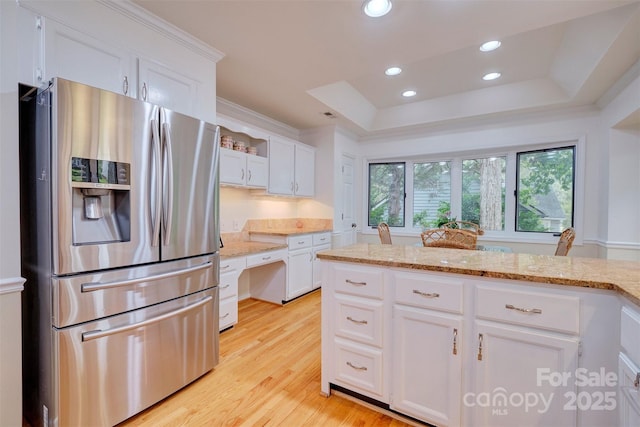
298,241,305,245
221,264,231,269
347,316,368,325
345,279,366,286
221,313,229,319
220,284,230,289
262,256,272,260
347,361,367,371
505,304,542,314
413,290,440,298
452,328,458,355
477,333,483,361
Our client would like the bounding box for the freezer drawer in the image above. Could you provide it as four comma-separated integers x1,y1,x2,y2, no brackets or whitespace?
52,254,218,327
52,288,218,427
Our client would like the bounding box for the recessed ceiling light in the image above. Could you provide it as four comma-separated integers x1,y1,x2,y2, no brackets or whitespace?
479,40,501,52
363,0,392,17
402,90,416,97
385,66,402,76
482,72,501,81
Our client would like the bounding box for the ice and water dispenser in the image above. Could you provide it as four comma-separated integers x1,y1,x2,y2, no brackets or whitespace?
71,157,131,245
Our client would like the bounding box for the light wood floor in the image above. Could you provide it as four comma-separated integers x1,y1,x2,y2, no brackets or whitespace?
118,289,413,426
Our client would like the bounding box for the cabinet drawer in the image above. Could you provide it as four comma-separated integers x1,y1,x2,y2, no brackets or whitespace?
219,297,238,330
334,338,383,399
394,272,463,314
245,249,286,268
333,265,384,300
622,306,640,366
219,272,238,300
313,232,331,246
220,257,245,273
335,295,383,347
288,234,312,250
476,285,580,334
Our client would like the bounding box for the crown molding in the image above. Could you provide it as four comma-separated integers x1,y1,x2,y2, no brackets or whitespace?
97,0,224,63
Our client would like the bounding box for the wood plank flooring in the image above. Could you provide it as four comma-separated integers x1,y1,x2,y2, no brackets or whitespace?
118,290,413,426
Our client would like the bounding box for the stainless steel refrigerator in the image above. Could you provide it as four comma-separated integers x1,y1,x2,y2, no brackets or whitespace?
19,78,220,427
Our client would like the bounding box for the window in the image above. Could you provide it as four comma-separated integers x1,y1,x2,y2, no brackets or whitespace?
413,161,451,229
462,157,506,231
368,162,405,227
516,146,575,232
366,141,579,237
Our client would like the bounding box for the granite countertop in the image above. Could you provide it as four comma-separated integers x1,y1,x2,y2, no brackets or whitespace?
248,228,331,236
220,241,287,258
317,243,640,305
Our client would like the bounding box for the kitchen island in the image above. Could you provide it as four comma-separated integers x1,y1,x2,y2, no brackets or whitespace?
318,244,640,427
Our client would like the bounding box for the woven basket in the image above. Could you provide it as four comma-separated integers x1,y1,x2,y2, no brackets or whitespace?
421,228,477,250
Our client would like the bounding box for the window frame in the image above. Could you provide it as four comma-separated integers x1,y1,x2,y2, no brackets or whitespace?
367,161,407,228
363,138,584,244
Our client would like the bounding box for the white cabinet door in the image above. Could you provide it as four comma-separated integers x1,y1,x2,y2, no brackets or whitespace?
392,305,462,426
312,243,331,289
469,321,579,427
294,143,315,197
268,137,295,195
138,58,199,117
287,249,313,300
220,148,247,186
619,353,640,427
246,155,267,188
44,19,135,96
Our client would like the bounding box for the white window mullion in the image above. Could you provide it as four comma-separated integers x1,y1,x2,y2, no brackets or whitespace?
450,158,463,220
504,152,517,233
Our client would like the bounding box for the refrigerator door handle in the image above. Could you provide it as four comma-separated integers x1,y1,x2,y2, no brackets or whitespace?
151,119,162,247
81,295,213,342
80,261,212,292
162,121,174,246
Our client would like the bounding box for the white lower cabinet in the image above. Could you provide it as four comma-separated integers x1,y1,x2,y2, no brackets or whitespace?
620,304,640,426
320,262,620,427
288,243,314,300
218,256,245,331
469,321,579,427
392,306,462,426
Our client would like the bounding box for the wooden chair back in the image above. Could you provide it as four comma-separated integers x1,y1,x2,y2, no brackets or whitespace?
441,220,484,236
377,222,392,244
421,228,477,250
554,227,576,256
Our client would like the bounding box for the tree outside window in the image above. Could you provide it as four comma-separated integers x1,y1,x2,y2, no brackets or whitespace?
368,162,405,227
462,157,506,231
516,147,575,232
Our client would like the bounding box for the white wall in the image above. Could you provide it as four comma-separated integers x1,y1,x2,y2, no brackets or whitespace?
0,3,25,426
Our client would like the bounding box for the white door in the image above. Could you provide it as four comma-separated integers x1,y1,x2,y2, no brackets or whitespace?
619,353,640,427
392,305,462,426
219,149,246,186
44,19,135,96
268,137,295,195
340,154,356,245
246,155,267,188
294,144,315,197
138,57,198,117
287,249,313,300
469,321,579,427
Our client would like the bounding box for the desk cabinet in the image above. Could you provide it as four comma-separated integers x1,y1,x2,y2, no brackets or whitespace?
219,257,245,331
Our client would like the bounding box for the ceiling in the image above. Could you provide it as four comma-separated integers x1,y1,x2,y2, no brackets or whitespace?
133,0,640,135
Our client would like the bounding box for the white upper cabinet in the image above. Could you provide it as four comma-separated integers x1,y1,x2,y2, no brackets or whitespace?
21,1,221,122
294,143,315,197
43,19,136,96
138,58,199,116
218,125,268,188
268,136,315,197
